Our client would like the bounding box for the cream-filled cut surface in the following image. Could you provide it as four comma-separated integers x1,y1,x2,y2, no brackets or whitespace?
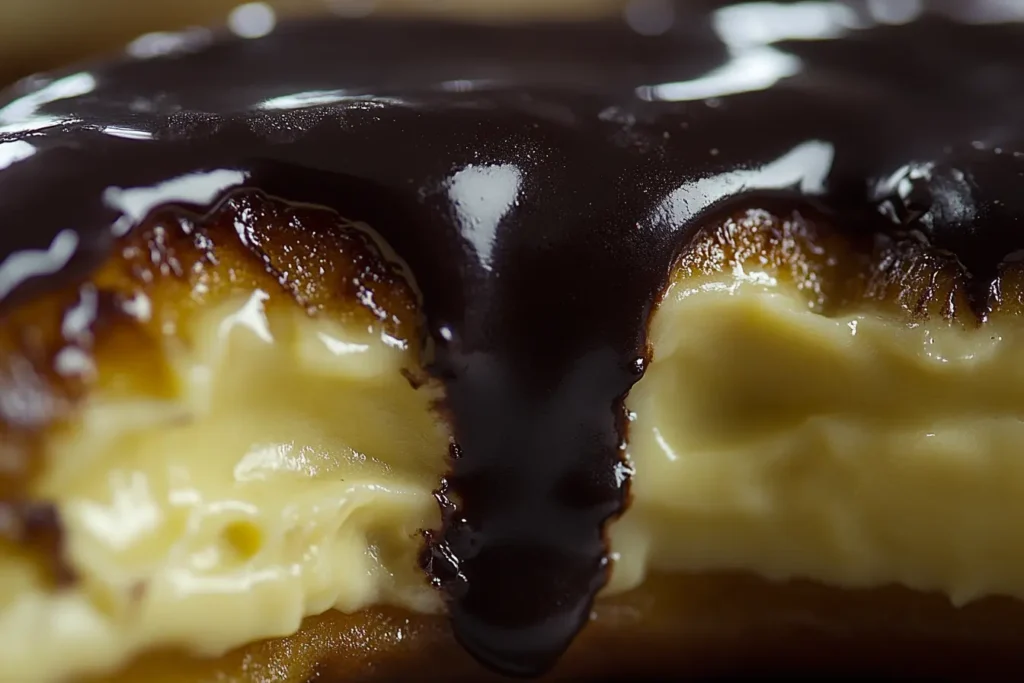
610,207,1024,603
5,199,1024,683
0,193,449,683
0,302,446,683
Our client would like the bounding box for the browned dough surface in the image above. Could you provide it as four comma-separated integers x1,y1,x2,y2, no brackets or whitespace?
89,571,1024,682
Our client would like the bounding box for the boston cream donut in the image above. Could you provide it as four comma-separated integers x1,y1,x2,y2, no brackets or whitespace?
3,1,1024,681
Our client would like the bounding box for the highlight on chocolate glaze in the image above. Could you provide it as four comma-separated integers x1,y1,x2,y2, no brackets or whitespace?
3,1,1024,681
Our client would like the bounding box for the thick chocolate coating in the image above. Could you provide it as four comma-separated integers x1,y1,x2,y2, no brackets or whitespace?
1,0,1024,677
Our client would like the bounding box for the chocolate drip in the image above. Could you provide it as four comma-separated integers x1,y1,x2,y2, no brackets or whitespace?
1,1,1024,676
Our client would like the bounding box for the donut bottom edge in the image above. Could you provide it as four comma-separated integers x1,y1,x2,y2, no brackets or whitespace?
87,570,1024,683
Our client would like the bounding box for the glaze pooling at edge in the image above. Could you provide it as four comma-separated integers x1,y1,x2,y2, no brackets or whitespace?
2,1,1024,677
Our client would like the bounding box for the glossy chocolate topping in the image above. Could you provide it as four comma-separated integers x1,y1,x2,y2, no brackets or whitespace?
1,0,1024,677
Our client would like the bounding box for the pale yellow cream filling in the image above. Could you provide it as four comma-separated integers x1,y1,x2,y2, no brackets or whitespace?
5,271,1024,682
611,274,1024,603
0,292,448,683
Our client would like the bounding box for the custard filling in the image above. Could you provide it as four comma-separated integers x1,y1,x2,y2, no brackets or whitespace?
2,198,1024,682
613,207,1024,601
616,273,1024,600
0,193,448,682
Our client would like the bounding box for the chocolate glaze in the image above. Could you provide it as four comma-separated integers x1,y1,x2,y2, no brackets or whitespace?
1,0,1024,677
